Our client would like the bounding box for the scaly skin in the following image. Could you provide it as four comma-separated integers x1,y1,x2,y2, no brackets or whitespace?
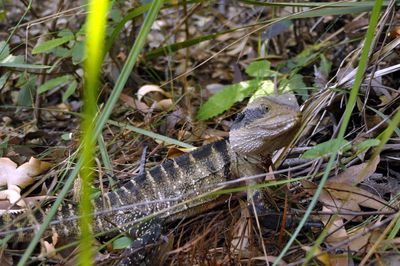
0,95,302,264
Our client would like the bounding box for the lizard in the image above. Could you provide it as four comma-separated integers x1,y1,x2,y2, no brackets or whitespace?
0,94,302,265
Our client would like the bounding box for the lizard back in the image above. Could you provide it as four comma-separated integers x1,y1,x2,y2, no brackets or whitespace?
0,140,235,240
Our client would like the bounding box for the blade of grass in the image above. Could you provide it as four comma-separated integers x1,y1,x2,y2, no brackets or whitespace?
107,120,194,149
105,0,200,56
272,1,384,265
79,0,110,264
0,0,32,56
145,2,378,61
98,135,114,179
17,1,164,265
367,105,400,137
240,1,389,8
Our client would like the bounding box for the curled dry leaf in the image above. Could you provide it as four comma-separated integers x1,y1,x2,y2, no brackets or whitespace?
137,84,169,102
0,186,24,207
39,231,62,260
0,157,51,206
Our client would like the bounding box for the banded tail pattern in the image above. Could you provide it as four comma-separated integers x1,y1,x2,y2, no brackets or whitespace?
0,140,234,242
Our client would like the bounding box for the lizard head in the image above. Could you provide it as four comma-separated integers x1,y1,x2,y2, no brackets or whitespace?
229,95,302,157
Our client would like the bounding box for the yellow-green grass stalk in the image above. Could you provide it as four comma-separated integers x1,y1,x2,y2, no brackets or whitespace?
79,0,109,265
18,1,164,265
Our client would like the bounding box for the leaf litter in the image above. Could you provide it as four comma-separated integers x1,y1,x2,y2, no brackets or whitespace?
0,1,399,265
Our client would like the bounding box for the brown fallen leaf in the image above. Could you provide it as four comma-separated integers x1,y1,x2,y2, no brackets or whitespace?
119,92,150,113
329,156,379,185
166,146,196,159
303,180,388,221
324,183,387,211
155,98,173,111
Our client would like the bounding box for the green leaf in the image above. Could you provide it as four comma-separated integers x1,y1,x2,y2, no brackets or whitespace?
355,139,380,152
16,75,37,107
4,54,24,64
283,43,323,73
109,8,123,23
279,74,309,97
108,120,195,149
0,72,10,90
302,139,351,159
72,41,85,65
38,75,74,94
112,237,133,250
0,62,50,69
319,54,331,77
197,80,268,120
62,79,78,102
57,29,74,38
245,60,276,78
53,46,72,58
248,80,275,102
0,41,10,61
32,35,74,55
105,3,150,53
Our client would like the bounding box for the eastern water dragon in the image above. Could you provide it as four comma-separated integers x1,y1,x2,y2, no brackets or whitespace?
0,94,304,265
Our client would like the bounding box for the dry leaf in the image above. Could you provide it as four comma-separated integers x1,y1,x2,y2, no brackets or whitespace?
0,252,13,266
155,98,173,111
166,146,196,159
119,92,150,113
329,254,350,266
231,200,251,256
330,156,379,185
0,187,25,207
324,183,387,211
0,157,51,206
321,206,349,245
347,225,382,252
137,84,168,102
39,231,62,261
0,195,54,214
303,180,387,221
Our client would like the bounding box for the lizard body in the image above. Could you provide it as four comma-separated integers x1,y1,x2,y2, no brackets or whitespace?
0,95,302,264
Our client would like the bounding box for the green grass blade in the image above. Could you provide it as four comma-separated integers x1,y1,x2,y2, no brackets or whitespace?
94,0,164,139
107,120,194,149
0,0,32,56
